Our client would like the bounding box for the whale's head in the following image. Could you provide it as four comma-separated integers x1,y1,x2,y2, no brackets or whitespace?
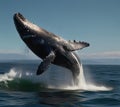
14,13,47,41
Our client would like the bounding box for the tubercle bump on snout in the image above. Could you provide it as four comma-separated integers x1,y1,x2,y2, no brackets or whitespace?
14,13,26,22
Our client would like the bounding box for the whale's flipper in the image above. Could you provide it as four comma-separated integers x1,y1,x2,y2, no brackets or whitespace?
66,40,89,51
36,51,55,75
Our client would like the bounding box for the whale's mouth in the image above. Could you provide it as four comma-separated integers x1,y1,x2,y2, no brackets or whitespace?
14,13,44,39
14,13,27,28
14,13,40,40
14,13,31,37
14,13,26,22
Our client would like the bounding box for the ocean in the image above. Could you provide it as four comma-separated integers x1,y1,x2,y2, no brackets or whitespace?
0,60,120,107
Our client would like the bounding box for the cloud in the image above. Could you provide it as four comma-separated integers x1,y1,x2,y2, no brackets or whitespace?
80,51,120,59
0,50,38,60
0,50,21,54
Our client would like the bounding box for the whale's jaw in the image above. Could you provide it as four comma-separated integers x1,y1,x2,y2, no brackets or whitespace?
14,13,44,39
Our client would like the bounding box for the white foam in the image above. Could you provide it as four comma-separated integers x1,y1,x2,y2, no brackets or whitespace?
0,68,17,82
78,64,112,91
48,64,113,91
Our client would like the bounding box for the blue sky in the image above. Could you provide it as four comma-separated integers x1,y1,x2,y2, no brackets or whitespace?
0,0,120,59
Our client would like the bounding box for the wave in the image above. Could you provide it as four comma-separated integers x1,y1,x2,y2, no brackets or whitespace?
86,97,120,105
0,68,45,91
0,64,113,92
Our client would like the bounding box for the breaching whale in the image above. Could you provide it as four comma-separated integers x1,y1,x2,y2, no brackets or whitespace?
13,13,89,82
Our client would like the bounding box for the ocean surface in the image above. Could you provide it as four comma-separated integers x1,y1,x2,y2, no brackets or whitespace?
0,60,120,107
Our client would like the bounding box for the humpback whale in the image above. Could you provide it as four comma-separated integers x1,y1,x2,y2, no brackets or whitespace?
13,13,89,82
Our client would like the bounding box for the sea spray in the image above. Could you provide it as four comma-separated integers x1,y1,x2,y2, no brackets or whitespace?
74,64,112,91
0,68,17,82
48,63,112,91
78,64,87,89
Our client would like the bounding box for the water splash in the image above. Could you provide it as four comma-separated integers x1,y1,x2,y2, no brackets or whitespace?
78,64,87,89
46,63,112,91
77,64,113,91
0,64,112,91
56,64,113,91
0,69,17,82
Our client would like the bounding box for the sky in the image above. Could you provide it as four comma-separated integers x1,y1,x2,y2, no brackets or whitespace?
0,0,120,59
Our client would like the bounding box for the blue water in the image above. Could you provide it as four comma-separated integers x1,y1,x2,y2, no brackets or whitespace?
0,60,120,107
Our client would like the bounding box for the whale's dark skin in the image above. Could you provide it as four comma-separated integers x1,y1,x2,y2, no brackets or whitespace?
13,13,89,82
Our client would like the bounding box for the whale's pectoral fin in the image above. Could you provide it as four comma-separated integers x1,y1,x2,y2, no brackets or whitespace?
36,51,55,75
66,40,90,51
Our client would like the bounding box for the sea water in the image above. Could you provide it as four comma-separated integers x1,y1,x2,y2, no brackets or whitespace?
0,61,119,107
